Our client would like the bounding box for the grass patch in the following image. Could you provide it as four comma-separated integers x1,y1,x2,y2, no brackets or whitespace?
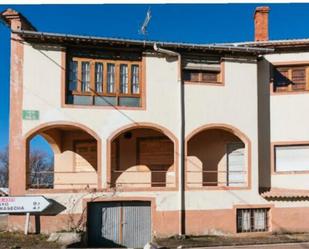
0,231,60,249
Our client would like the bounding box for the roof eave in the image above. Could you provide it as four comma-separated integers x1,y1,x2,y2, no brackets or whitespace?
12,29,274,55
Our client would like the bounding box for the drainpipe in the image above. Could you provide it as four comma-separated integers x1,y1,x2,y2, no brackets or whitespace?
154,43,185,236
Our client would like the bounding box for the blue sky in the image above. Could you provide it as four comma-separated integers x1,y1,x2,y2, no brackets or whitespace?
1,3,309,153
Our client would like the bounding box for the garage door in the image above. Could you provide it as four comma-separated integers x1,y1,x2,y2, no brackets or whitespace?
87,201,151,248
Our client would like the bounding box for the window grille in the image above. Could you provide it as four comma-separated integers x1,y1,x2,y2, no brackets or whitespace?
237,208,269,233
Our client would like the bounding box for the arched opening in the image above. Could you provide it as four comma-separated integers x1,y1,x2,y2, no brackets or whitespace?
28,135,54,188
26,123,100,190
109,126,177,188
186,126,250,188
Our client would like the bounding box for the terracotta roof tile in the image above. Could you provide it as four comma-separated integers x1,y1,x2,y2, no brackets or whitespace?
261,188,309,199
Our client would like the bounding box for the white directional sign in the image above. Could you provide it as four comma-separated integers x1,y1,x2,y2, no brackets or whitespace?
0,196,51,213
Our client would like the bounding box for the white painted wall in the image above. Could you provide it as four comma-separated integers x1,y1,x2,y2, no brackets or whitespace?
265,53,309,190
24,43,309,213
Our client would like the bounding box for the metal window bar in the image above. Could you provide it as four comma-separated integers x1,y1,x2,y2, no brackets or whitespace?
111,169,176,187
26,171,98,189
187,170,247,186
237,208,269,233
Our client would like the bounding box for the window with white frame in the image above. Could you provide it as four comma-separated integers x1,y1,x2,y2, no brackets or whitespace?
237,208,269,233
275,144,309,172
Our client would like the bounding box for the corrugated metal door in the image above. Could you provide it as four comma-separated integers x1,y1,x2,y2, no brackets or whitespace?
227,142,245,186
87,201,151,248
122,202,151,248
88,202,121,247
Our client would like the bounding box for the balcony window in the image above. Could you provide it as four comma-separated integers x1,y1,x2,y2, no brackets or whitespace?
66,57,142,107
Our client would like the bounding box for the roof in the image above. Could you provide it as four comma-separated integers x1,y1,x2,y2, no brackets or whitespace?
13,29,274,55
261,188,309,200
222,38,309,49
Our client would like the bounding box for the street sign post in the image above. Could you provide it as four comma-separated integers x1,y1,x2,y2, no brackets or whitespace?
0,196,50,213
0,196,51,235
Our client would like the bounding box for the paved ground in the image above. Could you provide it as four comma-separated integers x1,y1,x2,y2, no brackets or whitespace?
202,242,309,248
156,233,309,249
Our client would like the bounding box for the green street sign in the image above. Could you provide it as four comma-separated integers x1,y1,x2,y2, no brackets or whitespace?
22,110,39,120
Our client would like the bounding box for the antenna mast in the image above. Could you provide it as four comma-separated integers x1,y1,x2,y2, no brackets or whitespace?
139,7,152,41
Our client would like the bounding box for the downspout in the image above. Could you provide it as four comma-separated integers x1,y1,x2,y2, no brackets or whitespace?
154,43,185,236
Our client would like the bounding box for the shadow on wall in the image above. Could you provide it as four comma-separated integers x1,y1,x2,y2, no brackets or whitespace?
257,58,271,191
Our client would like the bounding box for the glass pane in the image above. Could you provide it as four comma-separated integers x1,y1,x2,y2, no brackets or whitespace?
81,62,90,92
120,64,129,94
95,63,103,93
107,63,115,93
275,145,309,172
69,61,78,91
253,209,266,231
242,210,251,232
131,65,140,94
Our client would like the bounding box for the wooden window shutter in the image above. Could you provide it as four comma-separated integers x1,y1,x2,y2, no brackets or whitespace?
291,67,306,91
201,72,219,83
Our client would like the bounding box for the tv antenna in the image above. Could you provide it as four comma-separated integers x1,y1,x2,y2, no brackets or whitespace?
139,7,152,40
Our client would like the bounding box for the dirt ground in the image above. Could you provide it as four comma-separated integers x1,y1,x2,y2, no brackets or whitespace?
155,233,309,248
2,231,309,248
0,231,60,249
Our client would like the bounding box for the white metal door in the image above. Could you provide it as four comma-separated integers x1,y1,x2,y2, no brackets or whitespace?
227,143,245,186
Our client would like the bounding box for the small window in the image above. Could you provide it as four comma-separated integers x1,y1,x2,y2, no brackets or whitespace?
275,144,309,172
273,65,308,92
184,70,220,84
237,208,269,233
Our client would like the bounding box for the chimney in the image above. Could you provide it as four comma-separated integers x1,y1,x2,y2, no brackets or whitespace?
254,6,270,41
0,8,36,31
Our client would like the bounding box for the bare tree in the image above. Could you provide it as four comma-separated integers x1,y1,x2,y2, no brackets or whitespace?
0,146,8,187
29,149,54,188
0,146,53,188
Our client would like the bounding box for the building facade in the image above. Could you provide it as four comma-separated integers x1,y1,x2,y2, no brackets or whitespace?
2,6,309,247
